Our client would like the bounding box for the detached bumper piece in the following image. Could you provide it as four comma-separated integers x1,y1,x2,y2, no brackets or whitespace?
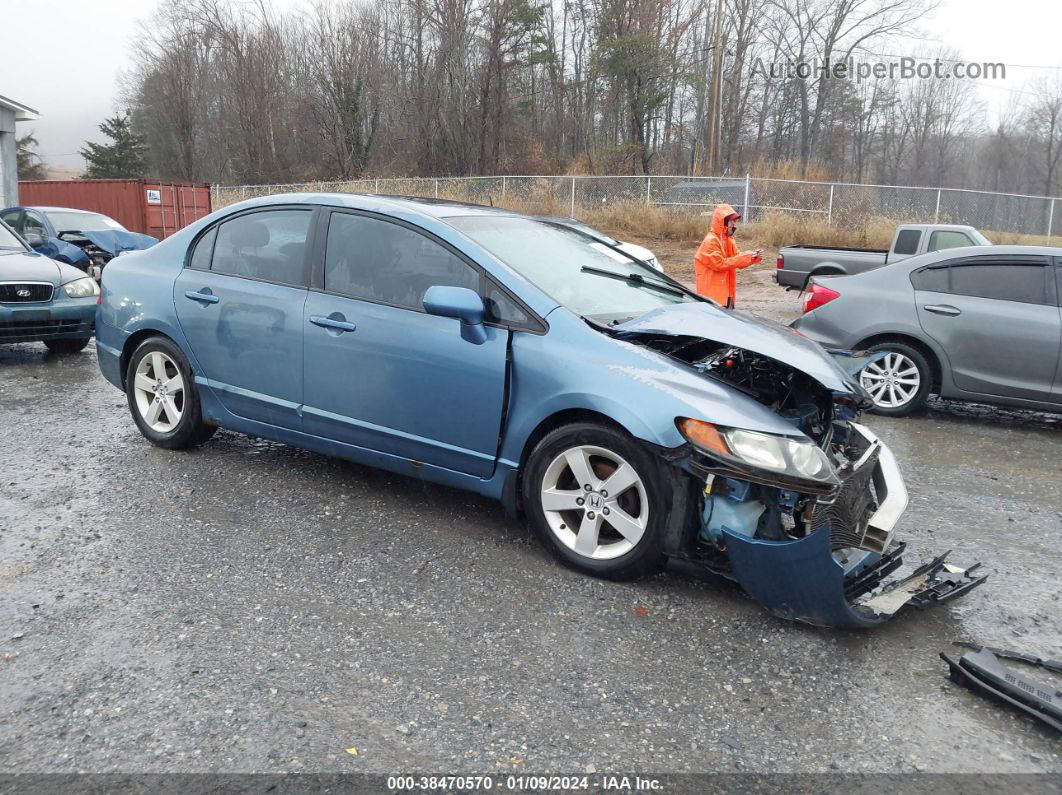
941,646,1062,733
724,526,986,629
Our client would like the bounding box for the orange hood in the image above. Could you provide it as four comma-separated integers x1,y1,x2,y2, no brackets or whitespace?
710,203,740,237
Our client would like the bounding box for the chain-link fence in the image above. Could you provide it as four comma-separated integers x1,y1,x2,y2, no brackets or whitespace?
213,176,1062,241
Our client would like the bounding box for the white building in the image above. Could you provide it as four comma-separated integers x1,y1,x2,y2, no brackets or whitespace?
0,94,40,209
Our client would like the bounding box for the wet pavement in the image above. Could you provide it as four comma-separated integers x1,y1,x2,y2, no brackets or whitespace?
1,308,1060,774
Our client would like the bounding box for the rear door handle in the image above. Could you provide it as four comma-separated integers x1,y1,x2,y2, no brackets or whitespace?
310,315,357,332
923,304,961,316
185,289,219,305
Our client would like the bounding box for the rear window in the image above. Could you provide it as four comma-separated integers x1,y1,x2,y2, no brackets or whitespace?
893,229,922,255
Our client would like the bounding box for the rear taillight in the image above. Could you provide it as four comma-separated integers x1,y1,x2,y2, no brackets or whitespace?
803,283,840,313
776,253,784,269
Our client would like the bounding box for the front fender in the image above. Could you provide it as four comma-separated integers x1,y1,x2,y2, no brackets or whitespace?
500,312,805,465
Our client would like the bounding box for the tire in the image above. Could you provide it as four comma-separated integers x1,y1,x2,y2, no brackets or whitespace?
44,337,90,354
125,336,217,449
859,341,932,417
522,422,672,581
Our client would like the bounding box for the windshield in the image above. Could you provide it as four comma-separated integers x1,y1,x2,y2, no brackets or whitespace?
44,211,125,233
450,215,697,318
0,222,27,251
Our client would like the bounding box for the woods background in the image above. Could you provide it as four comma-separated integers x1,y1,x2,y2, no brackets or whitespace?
124,0,1062,196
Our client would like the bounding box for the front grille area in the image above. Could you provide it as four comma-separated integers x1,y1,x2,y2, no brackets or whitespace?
0,319,90,341
0,283,54,303
814,450,881,552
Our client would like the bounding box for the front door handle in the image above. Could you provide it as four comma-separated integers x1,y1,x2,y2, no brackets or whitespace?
185,289,219,305
310,314,357,332
923,304,961,317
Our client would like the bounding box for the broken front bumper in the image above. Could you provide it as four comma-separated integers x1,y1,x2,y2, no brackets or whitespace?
718,424,986,628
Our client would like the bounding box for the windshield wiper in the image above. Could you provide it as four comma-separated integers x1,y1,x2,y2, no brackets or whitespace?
580,266,685,297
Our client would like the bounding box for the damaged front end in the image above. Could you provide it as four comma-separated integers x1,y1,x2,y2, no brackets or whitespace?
36,229,157,280
611,309,986,628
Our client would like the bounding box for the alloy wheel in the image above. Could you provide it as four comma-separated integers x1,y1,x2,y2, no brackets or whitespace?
539,445,649,560
860,351,921,409
132,351,185,433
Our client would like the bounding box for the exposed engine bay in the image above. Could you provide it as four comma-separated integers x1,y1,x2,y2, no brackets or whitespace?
615,327,986,629
33,229,158,281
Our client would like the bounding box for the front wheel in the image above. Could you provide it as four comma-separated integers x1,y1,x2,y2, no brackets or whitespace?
44,337,90,354
522,422,672,581
125,336,217,449
859,342,932,416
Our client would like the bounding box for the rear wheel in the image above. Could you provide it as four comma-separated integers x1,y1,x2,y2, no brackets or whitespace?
859,341,932,416
522,422,672,580
44,337,90,354
126,336,216,449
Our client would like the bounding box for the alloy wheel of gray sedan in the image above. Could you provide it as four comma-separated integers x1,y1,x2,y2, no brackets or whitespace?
132,351,186,433
860,352,921,409
539,444,649,561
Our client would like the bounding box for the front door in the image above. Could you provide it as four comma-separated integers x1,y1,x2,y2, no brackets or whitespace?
174,207,315,429
302,210,508,477
914,255,1060,401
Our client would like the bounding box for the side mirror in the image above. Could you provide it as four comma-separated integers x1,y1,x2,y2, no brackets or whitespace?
22,231,45,249
423,285,487,344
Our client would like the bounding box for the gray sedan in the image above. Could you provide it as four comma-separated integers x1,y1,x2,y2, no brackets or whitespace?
791,245,1062,416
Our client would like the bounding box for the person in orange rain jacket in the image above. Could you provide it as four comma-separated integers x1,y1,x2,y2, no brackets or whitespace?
693,203,762,308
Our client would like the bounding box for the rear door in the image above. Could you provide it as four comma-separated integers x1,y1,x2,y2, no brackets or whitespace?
914,255,1060,401
174,206,316,429
302,210,513,477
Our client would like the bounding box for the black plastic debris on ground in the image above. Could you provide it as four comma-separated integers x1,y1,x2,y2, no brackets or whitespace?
941,643,1062,733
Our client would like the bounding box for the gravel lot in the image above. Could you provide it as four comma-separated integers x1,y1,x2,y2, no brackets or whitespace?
1,279,1059,776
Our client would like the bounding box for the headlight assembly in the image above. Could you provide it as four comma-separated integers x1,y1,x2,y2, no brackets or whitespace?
677,418,839,487
63,277,100,298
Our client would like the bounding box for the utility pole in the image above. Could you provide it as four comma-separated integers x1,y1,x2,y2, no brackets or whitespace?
704,0,725,176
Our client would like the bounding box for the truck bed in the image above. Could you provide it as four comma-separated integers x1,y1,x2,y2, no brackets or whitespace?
784,244,888,255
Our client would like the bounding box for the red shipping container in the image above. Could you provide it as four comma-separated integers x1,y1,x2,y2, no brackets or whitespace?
16,179,212,240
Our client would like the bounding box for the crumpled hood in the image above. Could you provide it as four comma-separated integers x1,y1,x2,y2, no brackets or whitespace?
613,302,863,394
76,229,158,256
35,230,157,267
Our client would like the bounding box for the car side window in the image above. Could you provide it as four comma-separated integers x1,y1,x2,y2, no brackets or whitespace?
893,229,921,255
927,230,972,252
188,226,217,271
911,266,949,292
949,263,1048,305
211,209,312,286
23,212,47,236
324,212,480,310
486,284,531,327
0,209,22,233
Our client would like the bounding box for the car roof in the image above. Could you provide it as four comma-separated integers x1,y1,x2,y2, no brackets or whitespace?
900,244,1062,269
29,206,105,214
232,192,525,221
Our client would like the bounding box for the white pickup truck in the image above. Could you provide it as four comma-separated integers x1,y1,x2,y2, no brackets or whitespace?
775,223,990,288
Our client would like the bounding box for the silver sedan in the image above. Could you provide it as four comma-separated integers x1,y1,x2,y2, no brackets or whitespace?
791,245,1062,416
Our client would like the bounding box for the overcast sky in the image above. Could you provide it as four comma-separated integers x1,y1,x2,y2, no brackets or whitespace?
2,0,1060,174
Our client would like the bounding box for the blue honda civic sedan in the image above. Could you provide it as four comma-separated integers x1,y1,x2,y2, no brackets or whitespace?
96,194,984,627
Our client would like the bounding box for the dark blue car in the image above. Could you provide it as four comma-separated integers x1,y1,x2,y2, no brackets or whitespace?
95,193,984,627
0,205,157,279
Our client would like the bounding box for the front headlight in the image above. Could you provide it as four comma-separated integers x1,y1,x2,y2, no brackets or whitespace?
677,418,839,486
63,277,100,298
